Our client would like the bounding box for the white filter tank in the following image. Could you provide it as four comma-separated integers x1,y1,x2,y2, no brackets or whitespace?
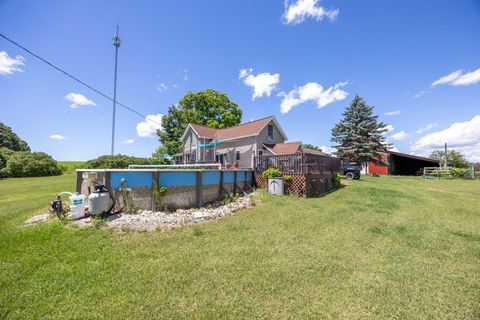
69,194,86,220
88,185,113,215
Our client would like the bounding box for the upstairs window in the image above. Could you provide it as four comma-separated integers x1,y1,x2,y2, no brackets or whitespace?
268,125,274,140
258,150,264,156
235,151,240,161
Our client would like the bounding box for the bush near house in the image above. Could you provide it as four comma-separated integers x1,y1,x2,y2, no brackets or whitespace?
83,154,167,169
0,151,62,178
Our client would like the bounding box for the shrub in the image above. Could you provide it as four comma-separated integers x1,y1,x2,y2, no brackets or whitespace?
332,173,342,188
0,147,15,170
153,181,167,210
83,154,166,169
450,167,468,178
1,151,62,178
262,167,283,179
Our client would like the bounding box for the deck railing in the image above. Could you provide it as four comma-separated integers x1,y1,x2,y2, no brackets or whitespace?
254,153,341,175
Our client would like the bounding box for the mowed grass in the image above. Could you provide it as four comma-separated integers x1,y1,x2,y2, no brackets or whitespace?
1,175,479,319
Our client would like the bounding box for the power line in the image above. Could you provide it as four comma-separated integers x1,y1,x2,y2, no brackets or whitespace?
0,32,162,126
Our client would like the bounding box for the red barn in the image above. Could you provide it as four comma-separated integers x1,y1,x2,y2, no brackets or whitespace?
367,151,440,176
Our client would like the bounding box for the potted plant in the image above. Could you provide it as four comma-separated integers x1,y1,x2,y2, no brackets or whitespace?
263,167,284,196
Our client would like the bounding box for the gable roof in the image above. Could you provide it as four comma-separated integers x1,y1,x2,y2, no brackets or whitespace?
190,124,217,139
264,141,303,154
181,115,288,142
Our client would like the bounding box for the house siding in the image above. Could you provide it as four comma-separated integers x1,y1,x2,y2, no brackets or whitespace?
256,120,285,154
180,118,288,168
215,136,256,168
182,128,196,161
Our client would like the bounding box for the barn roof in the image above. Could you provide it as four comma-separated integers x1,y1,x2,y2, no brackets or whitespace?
388,151,439,163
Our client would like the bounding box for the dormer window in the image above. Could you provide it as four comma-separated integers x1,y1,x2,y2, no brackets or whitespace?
268,125,274,140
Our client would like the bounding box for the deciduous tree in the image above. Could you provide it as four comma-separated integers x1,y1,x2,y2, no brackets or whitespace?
154,89,242,157
430,149,469,168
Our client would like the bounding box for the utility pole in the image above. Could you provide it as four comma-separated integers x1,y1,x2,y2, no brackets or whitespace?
111,26,121,155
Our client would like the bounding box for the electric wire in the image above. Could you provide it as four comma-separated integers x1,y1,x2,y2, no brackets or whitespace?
0,32,161,125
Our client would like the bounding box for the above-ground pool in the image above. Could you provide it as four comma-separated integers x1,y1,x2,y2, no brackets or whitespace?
76,169,254,210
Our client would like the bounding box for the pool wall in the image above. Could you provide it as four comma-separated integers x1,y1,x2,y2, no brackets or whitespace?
76,169,254,210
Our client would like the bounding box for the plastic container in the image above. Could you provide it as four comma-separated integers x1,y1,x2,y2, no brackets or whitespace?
69,194,86,220
268,178,284,196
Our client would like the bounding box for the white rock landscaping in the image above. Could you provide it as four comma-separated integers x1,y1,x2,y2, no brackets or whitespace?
72,193,256,231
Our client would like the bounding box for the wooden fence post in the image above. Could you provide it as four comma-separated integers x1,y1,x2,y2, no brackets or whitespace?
76,171,82,194
196,171,203,208
233,171,237,193
219,170,224,198
152,171,159,211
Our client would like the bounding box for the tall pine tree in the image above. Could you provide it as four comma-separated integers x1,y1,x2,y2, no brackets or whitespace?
331,95,389,166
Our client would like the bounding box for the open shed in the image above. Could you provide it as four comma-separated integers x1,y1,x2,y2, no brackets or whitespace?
367,151,440,176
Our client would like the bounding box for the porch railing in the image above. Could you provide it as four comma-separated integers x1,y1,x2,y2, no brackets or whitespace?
254,153,341,175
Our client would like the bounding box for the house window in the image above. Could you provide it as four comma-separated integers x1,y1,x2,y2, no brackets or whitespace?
258,150,264,156
268,125,274,140
235,151,240,161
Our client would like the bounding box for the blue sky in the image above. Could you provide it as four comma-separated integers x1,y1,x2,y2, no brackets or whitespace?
1,0,479,161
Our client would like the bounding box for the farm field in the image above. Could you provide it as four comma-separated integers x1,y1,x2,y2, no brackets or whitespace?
57,161,85,174
0,174,479,319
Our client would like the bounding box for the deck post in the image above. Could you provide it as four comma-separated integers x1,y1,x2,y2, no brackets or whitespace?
196,171,203,208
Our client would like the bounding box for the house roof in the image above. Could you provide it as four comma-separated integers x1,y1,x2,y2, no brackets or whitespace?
388,151,439,163
304,148,331,156
265,141,303,154
181,115,288,142
190,124,217,139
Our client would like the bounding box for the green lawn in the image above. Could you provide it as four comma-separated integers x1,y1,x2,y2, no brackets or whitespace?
57,161,85,174
1,175,479,319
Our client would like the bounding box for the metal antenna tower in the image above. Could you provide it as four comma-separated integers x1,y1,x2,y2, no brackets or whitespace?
111,26,121,155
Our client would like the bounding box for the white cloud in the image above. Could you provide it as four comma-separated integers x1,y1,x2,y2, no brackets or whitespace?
136,114,163,138
411,115,480,162
0,51,25,75
414,90,428,98
431,68,480,87
319,145,336,155
283,0,339,25
65,93,96,108
416,122,438,134
49,134,66,140
239,68,280,99
123,139,134,144
384,110,401,116
278,81,348,114
390,130,410,141
452,68,480,86
156,83,168,92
